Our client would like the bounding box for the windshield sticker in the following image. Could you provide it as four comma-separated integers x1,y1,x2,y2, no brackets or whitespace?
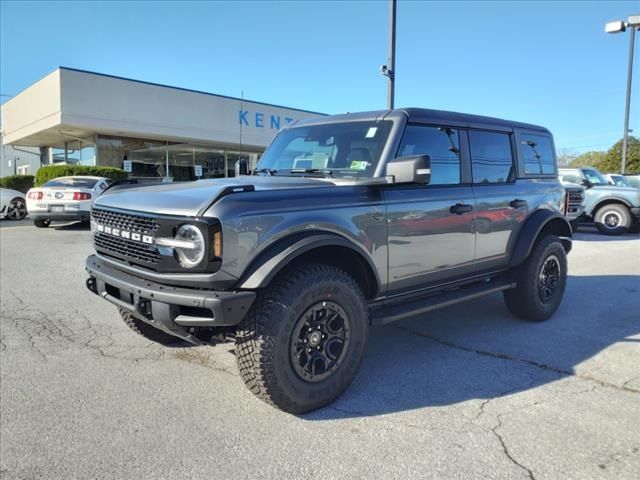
365,127,378,138
350,161,369,170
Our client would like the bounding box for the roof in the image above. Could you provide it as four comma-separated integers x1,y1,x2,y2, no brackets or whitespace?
295,107,549,133
59,67,326,116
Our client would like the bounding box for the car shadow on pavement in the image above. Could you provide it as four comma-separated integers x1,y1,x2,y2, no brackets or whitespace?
572,226,640,241
305,274,640,420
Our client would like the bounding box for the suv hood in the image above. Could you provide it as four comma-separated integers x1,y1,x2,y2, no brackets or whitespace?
94,176,337,216
591,185,640,194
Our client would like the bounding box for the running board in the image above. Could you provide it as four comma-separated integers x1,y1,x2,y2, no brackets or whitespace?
369,279,516,326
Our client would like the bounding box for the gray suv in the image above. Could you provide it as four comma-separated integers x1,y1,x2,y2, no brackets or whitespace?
559,167,640,235
85,108,572,413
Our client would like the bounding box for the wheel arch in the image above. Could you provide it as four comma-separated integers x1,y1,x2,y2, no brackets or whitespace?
509,209,572,268
237,233,381,299
592,198,632,216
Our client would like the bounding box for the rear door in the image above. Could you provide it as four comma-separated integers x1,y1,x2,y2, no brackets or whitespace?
384,124,476,293
469,129,526,266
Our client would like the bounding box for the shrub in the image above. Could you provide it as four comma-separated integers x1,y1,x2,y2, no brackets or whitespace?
0,175,35,194
35,165,128,186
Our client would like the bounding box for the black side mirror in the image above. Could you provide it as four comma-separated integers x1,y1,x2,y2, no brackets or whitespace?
582,179,593,188
386,155,431,184
235,158,249,176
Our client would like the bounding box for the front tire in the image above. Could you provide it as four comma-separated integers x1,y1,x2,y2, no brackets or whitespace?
119,309,183,346
235,263,369,414
504,235,567,322
6,198,27,220
594,204,631,235
33,219,50,228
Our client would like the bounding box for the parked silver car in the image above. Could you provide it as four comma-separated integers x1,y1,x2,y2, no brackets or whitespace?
0,187,28,221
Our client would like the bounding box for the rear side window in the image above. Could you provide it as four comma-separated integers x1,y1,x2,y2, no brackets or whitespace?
397,125,461,185
469,130,514,184
520,134,556,175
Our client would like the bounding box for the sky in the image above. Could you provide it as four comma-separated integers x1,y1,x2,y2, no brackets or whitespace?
1,0,639,153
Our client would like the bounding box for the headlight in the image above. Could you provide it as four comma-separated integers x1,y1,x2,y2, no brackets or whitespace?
174,224,205,268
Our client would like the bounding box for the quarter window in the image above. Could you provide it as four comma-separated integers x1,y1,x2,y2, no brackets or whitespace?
397,125,461,185
469,131,514,184
520,134,555,175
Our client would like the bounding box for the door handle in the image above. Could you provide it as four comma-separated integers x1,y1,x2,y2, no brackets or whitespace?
510,199,527,208
450,203,474,215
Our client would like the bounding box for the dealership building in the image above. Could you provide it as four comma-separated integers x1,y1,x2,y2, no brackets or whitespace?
0,67,323,180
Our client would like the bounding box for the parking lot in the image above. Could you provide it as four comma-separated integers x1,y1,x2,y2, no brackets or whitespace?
1,220,639,479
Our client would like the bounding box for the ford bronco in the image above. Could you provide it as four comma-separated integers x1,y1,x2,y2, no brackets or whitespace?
86,108,572,413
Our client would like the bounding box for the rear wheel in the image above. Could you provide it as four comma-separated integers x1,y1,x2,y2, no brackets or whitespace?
119,309,183,346
594,203,631,235
235,263,368,414
6,198,27,220
504,235,567,322
33,219,50,228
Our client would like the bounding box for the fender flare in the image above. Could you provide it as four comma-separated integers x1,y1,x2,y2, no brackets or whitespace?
237,232,381,293
509,210,572,267
591,197,633,216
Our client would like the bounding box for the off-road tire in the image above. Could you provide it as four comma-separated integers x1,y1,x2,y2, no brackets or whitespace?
504,235,567,322
594,203,631,236
34,219,50,228
235,263,369,414
119,308,183,346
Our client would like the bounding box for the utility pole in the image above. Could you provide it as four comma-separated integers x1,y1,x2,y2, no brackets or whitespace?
381,0,397,109
621,25,636,174
387,0,397,109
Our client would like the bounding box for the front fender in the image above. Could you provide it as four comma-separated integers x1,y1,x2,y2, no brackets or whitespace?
509,210,572,267
237,232,381,291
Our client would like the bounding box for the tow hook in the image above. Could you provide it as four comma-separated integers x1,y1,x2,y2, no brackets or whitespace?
86,277,97,294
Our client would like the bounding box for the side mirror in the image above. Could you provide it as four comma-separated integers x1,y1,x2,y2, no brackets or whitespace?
235,158,249,176
386,155,431,184
581,179,593,188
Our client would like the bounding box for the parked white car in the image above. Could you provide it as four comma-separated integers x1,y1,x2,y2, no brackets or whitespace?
26,176,112,228
0,187,28,220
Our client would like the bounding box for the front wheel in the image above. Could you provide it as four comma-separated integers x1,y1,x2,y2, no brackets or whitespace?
6,198,27,220
235,263,369,414
594,204,631,235
504,235,567,322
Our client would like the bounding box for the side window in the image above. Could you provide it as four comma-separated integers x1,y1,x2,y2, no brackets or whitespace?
520,134,555,175
469,130,514,184
559,172,582,184
397,125,461,185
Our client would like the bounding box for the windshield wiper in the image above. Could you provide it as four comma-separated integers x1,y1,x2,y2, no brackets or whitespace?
289,168,334,178
253,168,277,176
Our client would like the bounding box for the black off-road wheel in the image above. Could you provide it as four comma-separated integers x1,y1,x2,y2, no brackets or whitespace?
504,235,567,322
34,219,50,228
235,263,369,414
118,309,183,346
594,203,631,236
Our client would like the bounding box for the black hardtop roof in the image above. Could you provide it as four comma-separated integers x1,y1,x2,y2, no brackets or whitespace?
296,107,550,133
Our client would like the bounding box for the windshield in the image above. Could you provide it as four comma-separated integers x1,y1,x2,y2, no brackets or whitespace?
43,177,98,188
256,121,393,177
581,169,608,185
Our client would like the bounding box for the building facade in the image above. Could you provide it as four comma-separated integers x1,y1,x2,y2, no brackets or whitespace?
0,131,41,178
1,67,323,180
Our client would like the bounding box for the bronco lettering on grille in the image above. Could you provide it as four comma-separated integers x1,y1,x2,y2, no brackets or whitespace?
95,224,153,244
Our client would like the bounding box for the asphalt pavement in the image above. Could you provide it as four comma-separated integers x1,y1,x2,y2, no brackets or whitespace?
1,219,639,479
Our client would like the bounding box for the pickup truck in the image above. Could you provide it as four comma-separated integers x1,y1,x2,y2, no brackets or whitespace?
85,108,572,413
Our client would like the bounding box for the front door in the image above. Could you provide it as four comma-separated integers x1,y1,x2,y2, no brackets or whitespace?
384,124,476,293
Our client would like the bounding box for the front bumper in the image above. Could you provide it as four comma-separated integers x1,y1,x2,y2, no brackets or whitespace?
85,255,255,344
630,207,640,220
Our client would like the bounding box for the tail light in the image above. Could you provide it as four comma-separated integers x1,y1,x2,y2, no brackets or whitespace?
28,191,43,200
73,192,92,201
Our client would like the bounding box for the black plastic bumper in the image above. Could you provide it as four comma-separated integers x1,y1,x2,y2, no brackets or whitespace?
630,207,640,219
31,211,90,221
85,255,255,344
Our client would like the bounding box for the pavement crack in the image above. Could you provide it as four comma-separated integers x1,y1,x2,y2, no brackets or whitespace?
491,413,536,480
393,325,640,394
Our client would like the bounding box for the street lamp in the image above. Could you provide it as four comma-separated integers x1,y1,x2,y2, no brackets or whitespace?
605,14,640,174
380,0,397,109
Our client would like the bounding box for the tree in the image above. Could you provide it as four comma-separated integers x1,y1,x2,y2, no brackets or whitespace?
569,151,606,169
598,136,640,174
556,148,579,167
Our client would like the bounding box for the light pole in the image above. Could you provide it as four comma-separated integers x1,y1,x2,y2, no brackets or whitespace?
380,0,397,109
606,14,640,174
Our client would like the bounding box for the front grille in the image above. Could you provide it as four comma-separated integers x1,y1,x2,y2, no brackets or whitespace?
566,189,584,208
91,208,158,235
92,208,160,267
